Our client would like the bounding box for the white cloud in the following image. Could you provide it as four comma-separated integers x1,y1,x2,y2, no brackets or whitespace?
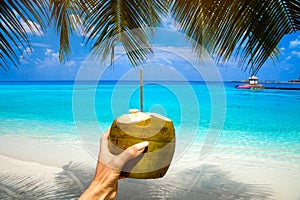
36,48,78,71
52,52,59,59
20,20,44,36
292,51,300,58
289,39,300,48
45,48,52,56
65,60,75,67
31,42,50,48
97,46,221,81
35,49,60,69
154,46,211,64
19,47,34,63
286,56,292,60
45,49,59,60
161,16,178,31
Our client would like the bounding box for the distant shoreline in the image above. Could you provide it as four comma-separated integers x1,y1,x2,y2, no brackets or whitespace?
0,80,299,84
231,80,300,84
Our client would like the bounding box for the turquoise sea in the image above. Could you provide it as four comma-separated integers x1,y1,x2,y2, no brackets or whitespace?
0,81,300,165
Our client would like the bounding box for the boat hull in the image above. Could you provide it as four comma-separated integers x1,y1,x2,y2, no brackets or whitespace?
235,84,264,90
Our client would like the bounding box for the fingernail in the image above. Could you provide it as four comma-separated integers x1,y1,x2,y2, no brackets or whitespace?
136,141,149,150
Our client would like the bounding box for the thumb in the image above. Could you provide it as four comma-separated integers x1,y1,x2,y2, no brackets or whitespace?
114,141,149,169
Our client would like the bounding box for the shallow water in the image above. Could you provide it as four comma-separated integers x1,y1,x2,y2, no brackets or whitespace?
1,81,300,199
0,81,299,164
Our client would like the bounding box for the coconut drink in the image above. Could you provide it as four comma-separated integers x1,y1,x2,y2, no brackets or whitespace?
108,109,176,179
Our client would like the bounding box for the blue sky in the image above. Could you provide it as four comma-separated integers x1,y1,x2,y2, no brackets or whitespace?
1,19,300,82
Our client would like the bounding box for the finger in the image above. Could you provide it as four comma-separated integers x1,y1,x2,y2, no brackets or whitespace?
114,141,149,168
104,127,110,139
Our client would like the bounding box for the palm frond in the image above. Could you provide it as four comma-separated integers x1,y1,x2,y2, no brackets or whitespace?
171,0,300,74
49,0,86,62
280,0,300,32
83,0,169,67
0,0,48,70
1,0,299,73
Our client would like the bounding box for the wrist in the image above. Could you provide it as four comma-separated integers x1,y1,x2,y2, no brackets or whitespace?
79,180,114,200
79,161,120,200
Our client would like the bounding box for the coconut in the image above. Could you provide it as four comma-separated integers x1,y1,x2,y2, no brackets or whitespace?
108,110,175,179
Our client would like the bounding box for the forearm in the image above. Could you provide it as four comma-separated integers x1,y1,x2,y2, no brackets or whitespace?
79,181,116,200
79,161,120,200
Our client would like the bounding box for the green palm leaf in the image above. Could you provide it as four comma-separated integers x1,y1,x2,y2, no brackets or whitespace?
82,0,169,66
1,0,48,70
1,0,299,74
171,0,300,74
49,0,87,62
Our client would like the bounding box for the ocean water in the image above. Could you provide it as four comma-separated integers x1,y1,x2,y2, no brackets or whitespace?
0,81,300,165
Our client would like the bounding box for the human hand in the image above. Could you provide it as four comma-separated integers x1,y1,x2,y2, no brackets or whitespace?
79,128,149,200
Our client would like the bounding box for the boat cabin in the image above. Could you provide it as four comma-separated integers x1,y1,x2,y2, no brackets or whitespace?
249,75,258,85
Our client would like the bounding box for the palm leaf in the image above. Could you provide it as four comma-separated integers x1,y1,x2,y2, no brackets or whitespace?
48,0,87,62
171,0,300,74
1,0,299,73
82,0,169,66
0,0,48,70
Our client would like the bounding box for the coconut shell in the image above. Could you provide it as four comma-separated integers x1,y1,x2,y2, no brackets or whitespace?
109,111,175,179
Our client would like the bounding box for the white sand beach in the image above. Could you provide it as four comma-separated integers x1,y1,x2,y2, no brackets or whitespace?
1,135,300,200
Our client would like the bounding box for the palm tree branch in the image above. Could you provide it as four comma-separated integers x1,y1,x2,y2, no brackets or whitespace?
1,0,47,70
83,0,168,67
49,0,84,62
0,33,19,70
1,0,299,73
279,0,300,32
171,0,300,74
